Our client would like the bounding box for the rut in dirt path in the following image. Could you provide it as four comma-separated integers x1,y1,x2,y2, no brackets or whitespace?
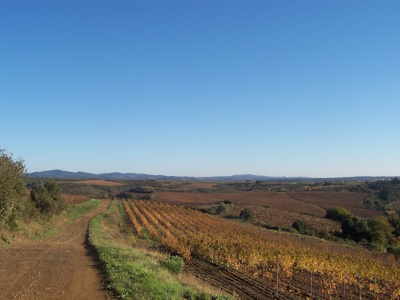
0,200,112,300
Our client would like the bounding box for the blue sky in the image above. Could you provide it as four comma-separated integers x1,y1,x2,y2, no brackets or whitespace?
1,1,399,177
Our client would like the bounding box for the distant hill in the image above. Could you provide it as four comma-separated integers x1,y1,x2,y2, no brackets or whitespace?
28,170,397,182
28,170,296,181
28,170,197,181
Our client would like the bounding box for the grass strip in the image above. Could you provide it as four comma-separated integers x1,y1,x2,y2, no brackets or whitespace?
66,199,102,221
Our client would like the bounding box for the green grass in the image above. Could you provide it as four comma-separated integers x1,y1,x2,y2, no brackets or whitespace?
31,227,59,240
66,199,102,221
89,201,232,300
161,255,184,274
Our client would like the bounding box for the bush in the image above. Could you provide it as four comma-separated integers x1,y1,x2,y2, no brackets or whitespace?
341,216,369,242
1,233,11,244
161,255,184,274
216,202,227,214
222,200,234,205
239,208,254,222
31,181,65,218
342,215,394,247
0,149,26,228
389,216,400,237
367,216,394,247
292,220,316,236
326,206,352,222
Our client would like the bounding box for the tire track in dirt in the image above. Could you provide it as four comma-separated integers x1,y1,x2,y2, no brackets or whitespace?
0,200,112,300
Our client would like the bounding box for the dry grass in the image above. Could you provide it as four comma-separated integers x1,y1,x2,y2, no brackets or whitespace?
177,272,229,297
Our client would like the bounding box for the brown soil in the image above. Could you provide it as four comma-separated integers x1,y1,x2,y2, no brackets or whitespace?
72,180,123,186
0,200,112,300
185,258,279,299
185,258,380,300
286,192,381,218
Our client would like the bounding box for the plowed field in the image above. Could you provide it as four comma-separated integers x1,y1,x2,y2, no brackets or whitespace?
223,206,341,232
156,191,379,218
73,180,123,186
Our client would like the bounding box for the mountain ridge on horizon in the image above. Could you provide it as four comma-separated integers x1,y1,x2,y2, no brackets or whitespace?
28,169,396,182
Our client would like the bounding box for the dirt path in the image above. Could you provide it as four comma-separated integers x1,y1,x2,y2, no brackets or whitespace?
0,200,112,300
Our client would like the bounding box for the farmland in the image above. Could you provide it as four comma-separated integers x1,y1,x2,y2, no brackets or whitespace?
156,191,380,218
122,199,400,299
223,205,341,233
5,174,400,299
72,179,124,186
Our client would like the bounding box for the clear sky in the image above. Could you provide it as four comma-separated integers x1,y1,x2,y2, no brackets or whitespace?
1,1,399,177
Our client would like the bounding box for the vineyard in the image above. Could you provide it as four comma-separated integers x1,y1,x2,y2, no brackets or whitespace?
123,200,400,299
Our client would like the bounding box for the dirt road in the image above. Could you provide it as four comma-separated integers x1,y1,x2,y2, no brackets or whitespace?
0,200,112,300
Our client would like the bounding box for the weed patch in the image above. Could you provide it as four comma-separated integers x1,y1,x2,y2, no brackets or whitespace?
161,255,184,274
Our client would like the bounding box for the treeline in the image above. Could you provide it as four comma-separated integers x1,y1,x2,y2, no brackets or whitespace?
26,179,157,200
326,206,400,253
0,149,65,230
341,179,400,210
201,179,400,198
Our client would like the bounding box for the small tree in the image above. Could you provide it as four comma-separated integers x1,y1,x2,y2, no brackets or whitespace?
389,216,400,237
326,206,352,222
341,216,370,242
239,208,254,222
367,216,394,247
31,183,54,216
31,180,65,218
43,181,65,214
292,220,315,236
216,202,227,214
0,149,26,228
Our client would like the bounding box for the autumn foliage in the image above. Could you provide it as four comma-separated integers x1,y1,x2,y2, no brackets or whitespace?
123,200,400,299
